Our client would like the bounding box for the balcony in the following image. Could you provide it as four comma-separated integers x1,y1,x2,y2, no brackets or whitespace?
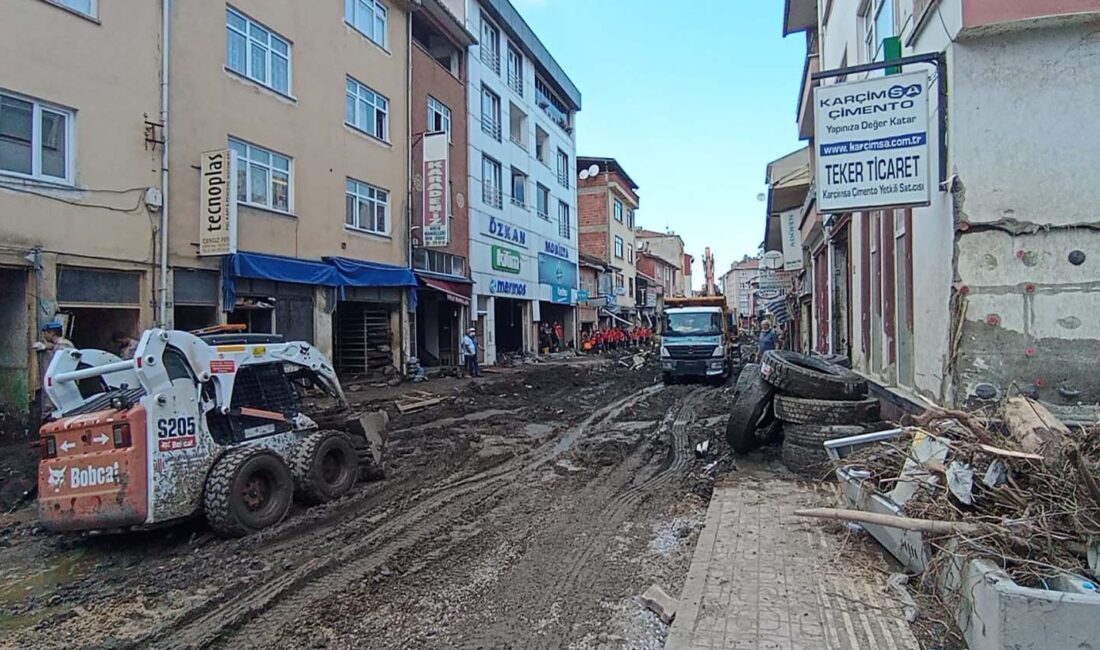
481,48,500,75
483,182,502,209
481,116,502,141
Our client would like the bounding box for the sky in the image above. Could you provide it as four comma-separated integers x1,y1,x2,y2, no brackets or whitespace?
510,0,807,287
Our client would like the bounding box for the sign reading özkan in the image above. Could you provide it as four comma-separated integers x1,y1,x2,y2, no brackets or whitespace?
422,132,449,247
199,149,238,256
814,71,931,211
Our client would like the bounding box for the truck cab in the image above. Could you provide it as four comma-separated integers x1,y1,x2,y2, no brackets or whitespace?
659,297,740,383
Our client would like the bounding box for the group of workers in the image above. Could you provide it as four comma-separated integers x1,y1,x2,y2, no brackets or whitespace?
580,325,654,353
34,322,139,361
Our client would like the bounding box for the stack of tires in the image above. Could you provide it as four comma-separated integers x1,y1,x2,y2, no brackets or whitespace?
724,351,881,477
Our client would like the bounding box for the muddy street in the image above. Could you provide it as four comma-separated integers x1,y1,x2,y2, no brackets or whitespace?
0,360,732,650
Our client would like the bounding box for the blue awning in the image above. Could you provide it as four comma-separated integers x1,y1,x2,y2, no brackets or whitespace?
221,252,418,312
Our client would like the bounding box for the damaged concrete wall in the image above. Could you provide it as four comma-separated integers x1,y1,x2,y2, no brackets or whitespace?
951,16,1100,406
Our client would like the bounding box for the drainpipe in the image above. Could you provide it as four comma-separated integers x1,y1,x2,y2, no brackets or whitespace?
158,0,171,327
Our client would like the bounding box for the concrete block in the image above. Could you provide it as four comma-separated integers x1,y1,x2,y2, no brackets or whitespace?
639,584,677,624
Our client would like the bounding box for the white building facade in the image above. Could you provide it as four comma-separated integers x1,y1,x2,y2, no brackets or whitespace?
465,0,581,364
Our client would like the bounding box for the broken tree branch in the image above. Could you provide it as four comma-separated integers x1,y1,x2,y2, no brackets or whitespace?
794,508,983,535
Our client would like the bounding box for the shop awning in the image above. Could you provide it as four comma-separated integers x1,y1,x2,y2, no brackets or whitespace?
418,275,471,306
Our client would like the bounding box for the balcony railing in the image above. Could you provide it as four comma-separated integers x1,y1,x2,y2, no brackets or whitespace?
558,221,571,239
483,182,502,209
557,171,570,189
509,133,527,151
481,116,501,141
510,195,527,209
481,48,500,74
508,70,524,95
537,209,549,220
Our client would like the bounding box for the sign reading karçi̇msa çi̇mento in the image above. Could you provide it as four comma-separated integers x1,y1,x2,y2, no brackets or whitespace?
814,71,931,212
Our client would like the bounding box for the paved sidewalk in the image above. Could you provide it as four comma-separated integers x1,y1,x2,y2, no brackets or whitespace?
667,474,920,650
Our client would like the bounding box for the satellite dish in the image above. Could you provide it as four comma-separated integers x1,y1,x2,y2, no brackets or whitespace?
587,164,599,177
579,169,590,180
756,192,766,202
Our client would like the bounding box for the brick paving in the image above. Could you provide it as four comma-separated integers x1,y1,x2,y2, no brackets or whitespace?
667,477,920,650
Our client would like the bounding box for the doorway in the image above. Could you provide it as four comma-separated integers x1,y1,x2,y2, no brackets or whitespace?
493,298,526,354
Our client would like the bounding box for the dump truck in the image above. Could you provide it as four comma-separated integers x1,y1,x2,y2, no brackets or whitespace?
38,328,385,537
659,296,740,383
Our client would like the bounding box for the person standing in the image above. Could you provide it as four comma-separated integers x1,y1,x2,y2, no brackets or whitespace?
461,327,482,378
34,321,73,356
553,321,564,351
758,319,780,357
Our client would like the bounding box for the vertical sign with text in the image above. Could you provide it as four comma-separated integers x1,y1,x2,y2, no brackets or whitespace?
199,149,238,256
422,132,450,247
779,209,804,271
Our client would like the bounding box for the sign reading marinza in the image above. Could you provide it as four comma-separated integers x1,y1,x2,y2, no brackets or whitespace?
422,132,449,247
814,71,931,211
199,149,238,256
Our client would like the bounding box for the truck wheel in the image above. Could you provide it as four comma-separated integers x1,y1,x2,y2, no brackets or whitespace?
662,372,676,385
773,395,880,425
760,350,867,400
725,365,776,455
204,448,294,537
293,430,360,505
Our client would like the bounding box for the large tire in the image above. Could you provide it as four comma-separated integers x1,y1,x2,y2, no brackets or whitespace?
725,365,776,455
204,448,294,537
783,423,870,449
782,440,834,479
773,395,880,426
292,430,360,505
760,350,867,400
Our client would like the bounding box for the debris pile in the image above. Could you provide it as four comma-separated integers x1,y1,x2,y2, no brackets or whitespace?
829,396,1100,588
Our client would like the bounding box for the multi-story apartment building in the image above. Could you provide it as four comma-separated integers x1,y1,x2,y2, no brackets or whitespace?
465,0,581,365
577,156,639,322
782,0,1100,414
636,229,688,299
0,0,162,432
720,258,759,321
636,249,679,316
409,0,476,369
166,1,415,378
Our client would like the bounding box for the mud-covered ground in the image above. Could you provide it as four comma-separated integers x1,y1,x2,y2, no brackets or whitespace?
0,358,736,649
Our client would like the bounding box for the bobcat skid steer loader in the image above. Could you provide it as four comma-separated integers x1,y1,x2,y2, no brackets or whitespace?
38,328,386,537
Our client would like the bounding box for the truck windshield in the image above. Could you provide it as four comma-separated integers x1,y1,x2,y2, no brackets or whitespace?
663,313,724,337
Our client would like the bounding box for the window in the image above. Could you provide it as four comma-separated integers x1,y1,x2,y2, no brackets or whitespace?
558,201,571,239
480,14,501,74
613,199,623,222
413,248,465,277
862,0,895,63
536,183,550,220
511,168,527,208
482,155,502,209
535,76,570,131
627,244,634,263
0,92,72,183
507,45,523,95
427,96,450,137
53,0,96,17
556,149,569,188
628,209,635,230
345,178,389,235
509,103,527,150
629,277,634,297
481,86,501,141
615,272,624,289
346,76,389,141
345,0,388,49
230,138,291,212
535,126,550,165
226,8,290,94
614,236,624,259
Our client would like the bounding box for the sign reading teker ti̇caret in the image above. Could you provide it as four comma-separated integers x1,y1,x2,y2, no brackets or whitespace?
814,71,931,212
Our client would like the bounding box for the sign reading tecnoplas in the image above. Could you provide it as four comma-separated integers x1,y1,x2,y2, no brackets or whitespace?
199,149,238,256
779,210,803,272
814,71,931,211
422,132,449,247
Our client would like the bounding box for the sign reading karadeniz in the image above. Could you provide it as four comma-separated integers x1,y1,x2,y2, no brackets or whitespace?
814,71,930,212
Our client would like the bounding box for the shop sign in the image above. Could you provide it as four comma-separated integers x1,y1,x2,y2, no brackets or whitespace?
543,240,571,261
198,149,238,256
779,209,804,271
488,278,528,297
814,71,931,211
485,216,527,247
550,285,571,304
576,289,589,301
422,132,450,247
491,245,521,274
537,253,577,289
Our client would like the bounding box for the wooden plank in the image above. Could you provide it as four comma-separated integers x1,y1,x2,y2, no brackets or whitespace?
1004,397,1069,456
976,443,1044,461
395,397,445,414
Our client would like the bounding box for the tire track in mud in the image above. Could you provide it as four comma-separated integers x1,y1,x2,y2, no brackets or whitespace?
141,383,662,650
530,386,705,649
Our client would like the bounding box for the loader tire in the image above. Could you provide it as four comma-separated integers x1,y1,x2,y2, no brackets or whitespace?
760,350,867,400
773,395,880,425
204,448,294,537
725,365,776,455
292,430,360,505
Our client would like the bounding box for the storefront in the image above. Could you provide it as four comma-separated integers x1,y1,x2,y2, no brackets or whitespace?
414,273,471,368
537,242,578,351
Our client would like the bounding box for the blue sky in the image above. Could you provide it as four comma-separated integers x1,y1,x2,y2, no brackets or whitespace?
511,0,807,286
